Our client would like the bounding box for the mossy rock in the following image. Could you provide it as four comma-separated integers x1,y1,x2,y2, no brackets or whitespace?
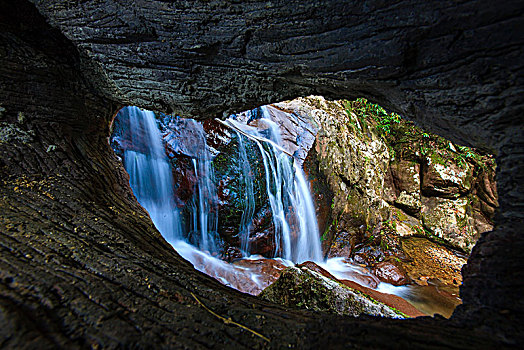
259,266,404,318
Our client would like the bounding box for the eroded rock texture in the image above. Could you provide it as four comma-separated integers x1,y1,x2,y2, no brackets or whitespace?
1,0,523,348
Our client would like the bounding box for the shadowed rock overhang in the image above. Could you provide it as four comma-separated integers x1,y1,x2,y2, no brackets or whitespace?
0,0,523,348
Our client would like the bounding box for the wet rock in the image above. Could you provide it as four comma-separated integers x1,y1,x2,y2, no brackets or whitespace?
202,119,233,153
188,253,286,295
372,259,409,286
339,279,426,318
259,266,404,318
223,246,243,262
283,262,423,316
235,104,317,165
352,245,386,266
232,258,288,294
421,156,473,198
327,230,356,259
161,115,207,159
247,206,276,256
170,155,197,205
296,261,340,280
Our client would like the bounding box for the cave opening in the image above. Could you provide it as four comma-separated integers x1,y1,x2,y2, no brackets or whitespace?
1,0,521,347
109,96,496,320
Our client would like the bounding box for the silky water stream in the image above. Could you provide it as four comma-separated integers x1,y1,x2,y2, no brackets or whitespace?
111,106,461,317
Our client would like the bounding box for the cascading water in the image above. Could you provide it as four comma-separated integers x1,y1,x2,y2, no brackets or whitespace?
236,131,256,254
224,107,323,263
186,121,221,255
112,106,182,243
113,105,322,265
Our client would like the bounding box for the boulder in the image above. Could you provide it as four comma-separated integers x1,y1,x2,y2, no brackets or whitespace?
295,262,425,317
387,207,424,238
235,104,317,165
372,259,409,286
259,266,405,318
232,258,289,294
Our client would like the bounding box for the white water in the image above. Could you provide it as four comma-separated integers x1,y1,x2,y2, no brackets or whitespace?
186,121,220,254
236,131,256,253
118,106,182,243
225,107,323,263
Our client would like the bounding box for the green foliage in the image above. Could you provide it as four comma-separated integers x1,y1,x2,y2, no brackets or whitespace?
343,98,401,136
342,97,493,171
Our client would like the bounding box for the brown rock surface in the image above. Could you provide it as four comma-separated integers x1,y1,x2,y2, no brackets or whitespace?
400,237,467,287
372,259,409,286
421,157,473,198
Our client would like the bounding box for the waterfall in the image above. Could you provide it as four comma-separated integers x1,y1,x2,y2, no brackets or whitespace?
225,106,323,263
113,105,321,274
237,131,256,253
187,121,220,254
114,106,182,243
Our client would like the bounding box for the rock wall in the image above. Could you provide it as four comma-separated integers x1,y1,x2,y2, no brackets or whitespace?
270,96,497,290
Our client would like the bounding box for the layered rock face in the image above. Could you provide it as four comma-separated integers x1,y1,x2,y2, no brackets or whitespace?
1,0,523,348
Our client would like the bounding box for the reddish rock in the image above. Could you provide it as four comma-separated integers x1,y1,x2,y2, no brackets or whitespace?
340,280,426,318
232,258,288,294
296,261,340,280
246,206,276,256
383,166,398,204
372,259,409,286
202,119,232,151
170,156,197,205
390,160,421,194
248,227,276,256
223,246,243,262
